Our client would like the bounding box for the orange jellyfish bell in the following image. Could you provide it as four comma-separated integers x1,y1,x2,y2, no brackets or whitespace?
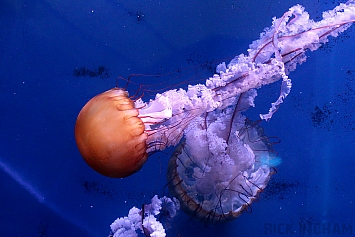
75,88,148,178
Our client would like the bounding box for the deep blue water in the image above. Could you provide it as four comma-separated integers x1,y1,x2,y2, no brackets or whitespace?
1,0,355,236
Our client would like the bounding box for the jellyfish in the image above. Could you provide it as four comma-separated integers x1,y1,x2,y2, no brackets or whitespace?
75,89,149,178
75,2,355,179
167,90,278,223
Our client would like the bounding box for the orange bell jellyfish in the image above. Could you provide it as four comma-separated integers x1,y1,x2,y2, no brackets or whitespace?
75,3,355,179
75,88,148,178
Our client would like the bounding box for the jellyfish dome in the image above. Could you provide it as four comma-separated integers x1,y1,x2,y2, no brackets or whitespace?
167,90,277,222
75,88,148,178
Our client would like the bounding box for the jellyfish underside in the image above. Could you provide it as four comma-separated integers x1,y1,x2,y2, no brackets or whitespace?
167,101,276,223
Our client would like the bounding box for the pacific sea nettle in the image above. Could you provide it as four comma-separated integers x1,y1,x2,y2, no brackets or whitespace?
167,91,278,223
75,2,355,224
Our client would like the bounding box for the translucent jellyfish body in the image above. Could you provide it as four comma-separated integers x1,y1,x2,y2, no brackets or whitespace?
167,91,277,222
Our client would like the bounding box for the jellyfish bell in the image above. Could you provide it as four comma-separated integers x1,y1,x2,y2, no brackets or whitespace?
75,86,190,178
74,83,197,178
75,88,148,178
167,91,278,223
